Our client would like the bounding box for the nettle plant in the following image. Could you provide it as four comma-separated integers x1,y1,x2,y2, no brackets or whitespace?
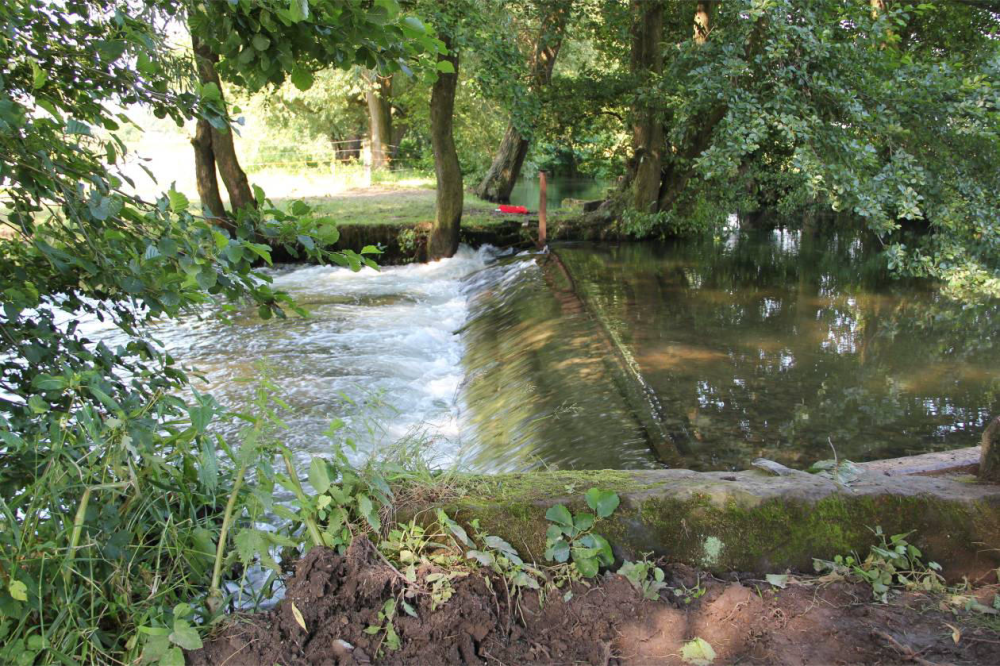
543,488,619,577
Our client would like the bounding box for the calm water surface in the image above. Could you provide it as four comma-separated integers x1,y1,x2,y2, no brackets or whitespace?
557,231,999,470
508,177,610,210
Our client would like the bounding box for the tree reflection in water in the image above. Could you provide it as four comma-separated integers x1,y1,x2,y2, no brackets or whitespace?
558,229,1000,471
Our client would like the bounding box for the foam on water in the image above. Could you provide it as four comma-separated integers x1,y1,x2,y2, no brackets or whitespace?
143,244,500,471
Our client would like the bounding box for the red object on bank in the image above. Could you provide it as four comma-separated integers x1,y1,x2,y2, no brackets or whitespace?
497,204,529,214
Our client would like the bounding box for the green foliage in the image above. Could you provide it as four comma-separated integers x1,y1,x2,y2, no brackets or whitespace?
191,0,441,93
364,599,402,653
0,0,427,663
543,489,618,577
670,577,707,606
291,429,397,553
617,555,667,601
813,526,945,603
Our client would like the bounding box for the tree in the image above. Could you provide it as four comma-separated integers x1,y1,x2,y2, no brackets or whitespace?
428,33,463,259
366,71,394,169
629,0,664,214
475,0,572,202
191,31,256,215
420,0,488,259
187,0,442,193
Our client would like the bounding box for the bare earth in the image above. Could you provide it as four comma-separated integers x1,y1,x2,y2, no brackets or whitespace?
190,541,1000,666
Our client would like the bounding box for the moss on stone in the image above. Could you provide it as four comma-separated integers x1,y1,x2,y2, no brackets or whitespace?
401,469,1000,581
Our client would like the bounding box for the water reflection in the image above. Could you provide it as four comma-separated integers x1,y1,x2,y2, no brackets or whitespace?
557,230,1000,470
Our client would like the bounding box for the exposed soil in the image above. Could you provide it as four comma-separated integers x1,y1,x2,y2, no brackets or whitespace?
190,540,1000,666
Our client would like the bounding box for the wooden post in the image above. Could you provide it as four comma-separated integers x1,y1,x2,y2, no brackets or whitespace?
538,170,547,247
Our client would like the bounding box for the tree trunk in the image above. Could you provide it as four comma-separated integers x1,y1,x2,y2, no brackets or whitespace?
190,118,227,221
630,0,664,214
657,105,726,213
475,125,530,203
981,416,1000,484
475,2,570,202
428,39,462,260
655,1,722,215
191,33,256,212
366,73,393,170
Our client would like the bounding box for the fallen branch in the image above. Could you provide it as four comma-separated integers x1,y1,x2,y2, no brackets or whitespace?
874,630,950,666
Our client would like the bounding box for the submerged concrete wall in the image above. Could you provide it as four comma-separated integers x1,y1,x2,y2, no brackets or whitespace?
405,452,1000,582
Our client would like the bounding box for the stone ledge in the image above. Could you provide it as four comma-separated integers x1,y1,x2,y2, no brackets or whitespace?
859,446,981,477
406,464,1000,582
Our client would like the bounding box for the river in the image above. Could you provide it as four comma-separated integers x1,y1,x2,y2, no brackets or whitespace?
124,228,999,473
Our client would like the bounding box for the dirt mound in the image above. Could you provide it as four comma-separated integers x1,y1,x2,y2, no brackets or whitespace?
190,543,1000,665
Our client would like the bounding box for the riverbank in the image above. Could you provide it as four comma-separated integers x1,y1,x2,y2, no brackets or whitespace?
186,444,1000,665
191,542,1000,666
268,185,599,264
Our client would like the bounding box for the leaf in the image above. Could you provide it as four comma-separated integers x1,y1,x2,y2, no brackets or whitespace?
585,488,620,518
30,60,47,89
484,535,522,564
234,529,266,565
291,67,314,91
575,556,599,578
95,39,127,62
545,539,570,563
291,602,307,632
436,510,469,546
466,550,495,567
545,504,573,527
289,0,310,22
252,34,271,51
308,458,332,494
27,395,49,414
8,580,27,602
357,493,380,530
681,637,716,666
400,16,426,37
590,533,614,566
573,512,595,532
375,0,400,18
435,59,455,74
199,82,221,102
167,189,189,213
66,119,91,135
161,647,185,666
168,620,202,651
765,574,789,589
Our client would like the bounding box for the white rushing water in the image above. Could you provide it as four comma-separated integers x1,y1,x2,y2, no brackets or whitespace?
146,244,505,471
68,242,653,476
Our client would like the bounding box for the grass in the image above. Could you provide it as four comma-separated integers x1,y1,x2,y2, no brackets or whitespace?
286,186,509,228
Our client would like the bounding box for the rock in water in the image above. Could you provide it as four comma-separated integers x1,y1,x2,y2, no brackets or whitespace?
981,416,1000,484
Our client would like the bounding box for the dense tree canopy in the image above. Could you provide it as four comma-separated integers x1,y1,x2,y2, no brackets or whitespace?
247,0,1000,294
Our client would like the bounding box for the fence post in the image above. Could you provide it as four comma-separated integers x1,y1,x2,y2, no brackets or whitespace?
538,170,547,248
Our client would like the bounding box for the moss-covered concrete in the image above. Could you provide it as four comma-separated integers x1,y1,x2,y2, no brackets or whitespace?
400,467,1000,582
